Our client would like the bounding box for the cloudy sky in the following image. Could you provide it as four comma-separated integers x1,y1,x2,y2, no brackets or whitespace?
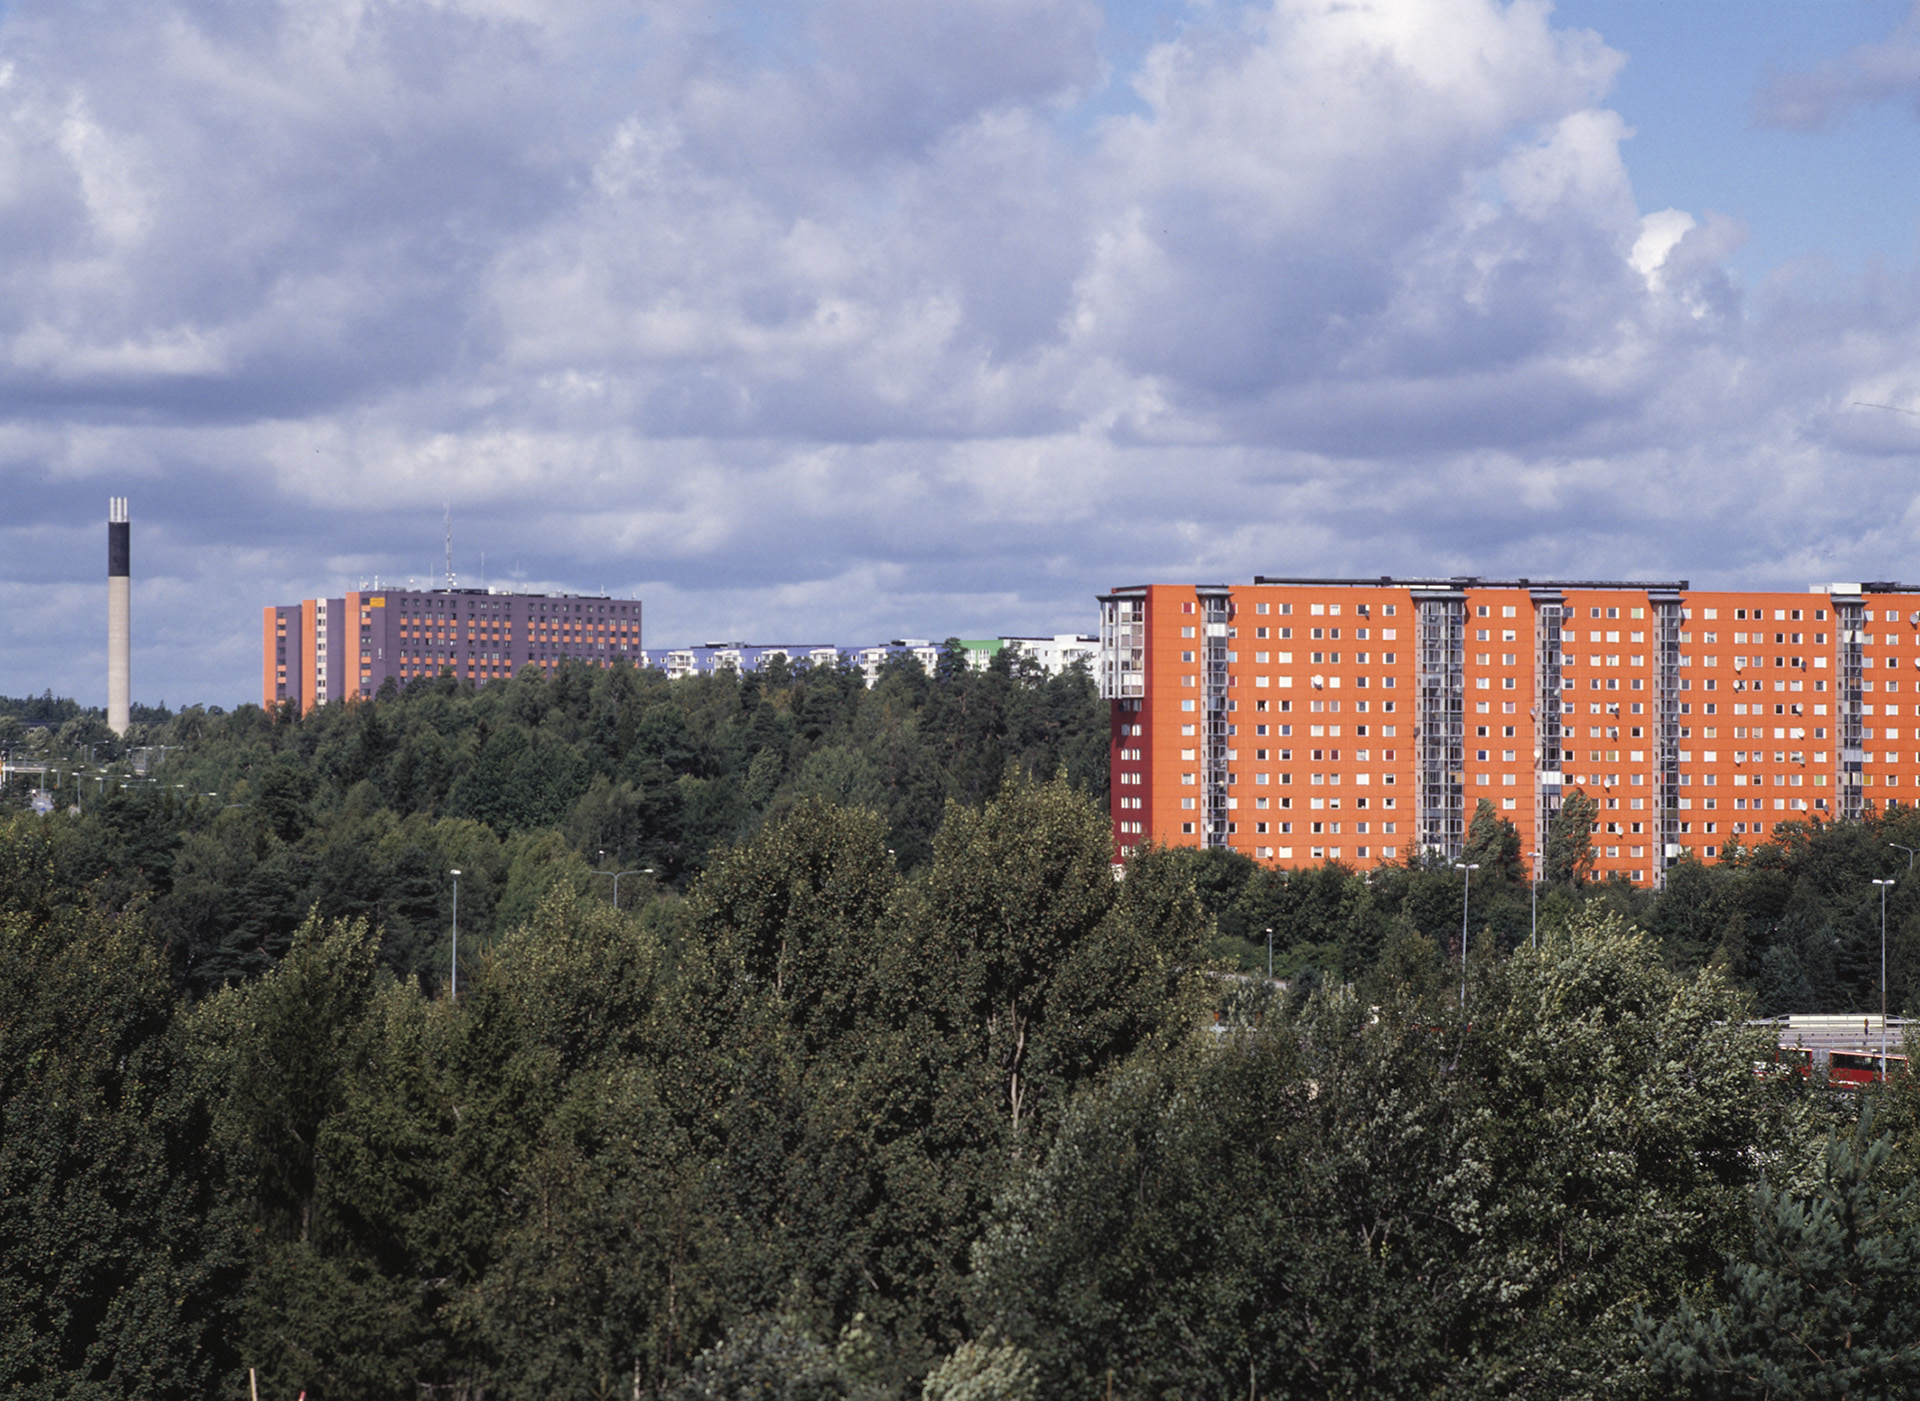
6,0,1920,709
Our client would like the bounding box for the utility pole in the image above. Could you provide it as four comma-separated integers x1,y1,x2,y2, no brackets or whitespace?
449,869,462,1002
1874,877,1895,1080
1530,848,1541,950
1455,863,1479,1008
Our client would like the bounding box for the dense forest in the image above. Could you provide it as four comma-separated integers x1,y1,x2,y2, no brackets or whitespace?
0,650,1105,995
8,650,1920,1015
6,656,1920,1398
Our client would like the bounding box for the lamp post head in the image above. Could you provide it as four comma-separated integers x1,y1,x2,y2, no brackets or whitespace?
1456,862,1479,872
449,868,462,877
1874,878,1896,887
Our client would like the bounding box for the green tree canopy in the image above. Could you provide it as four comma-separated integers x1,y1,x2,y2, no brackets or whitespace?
1462,796,1527,885
1545,786,1599,886
1641,1110,1920,1399
0,891,238,1400
969,907,1780,1399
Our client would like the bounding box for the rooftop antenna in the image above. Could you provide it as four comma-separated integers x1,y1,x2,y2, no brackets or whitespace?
444,504,456,590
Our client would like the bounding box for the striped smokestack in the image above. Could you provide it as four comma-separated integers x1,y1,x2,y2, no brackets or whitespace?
108,497,129,736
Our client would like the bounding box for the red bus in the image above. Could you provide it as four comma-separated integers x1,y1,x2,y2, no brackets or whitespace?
1757,1045,1907,1088
1827,1050,1908,1088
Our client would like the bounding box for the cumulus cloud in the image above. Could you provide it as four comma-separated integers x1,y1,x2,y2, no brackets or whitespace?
4,0,1920,704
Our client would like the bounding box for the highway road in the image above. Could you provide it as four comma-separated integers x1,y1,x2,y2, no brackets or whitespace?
1764,1015,1910,1055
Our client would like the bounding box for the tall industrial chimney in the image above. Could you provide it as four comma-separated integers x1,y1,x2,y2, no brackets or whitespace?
108,497,129,736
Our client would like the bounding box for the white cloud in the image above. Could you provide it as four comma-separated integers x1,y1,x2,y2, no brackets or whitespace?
3,0,1920,706
54,98,151,246
1631,209,1697,286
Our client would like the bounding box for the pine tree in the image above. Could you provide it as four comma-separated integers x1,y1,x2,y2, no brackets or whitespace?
1640,1108,1920,1398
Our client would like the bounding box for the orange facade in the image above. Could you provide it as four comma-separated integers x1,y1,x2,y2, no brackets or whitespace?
1101,578,1920,887
263,606,283,710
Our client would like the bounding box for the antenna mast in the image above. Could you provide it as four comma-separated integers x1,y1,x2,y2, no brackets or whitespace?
444,504,455,589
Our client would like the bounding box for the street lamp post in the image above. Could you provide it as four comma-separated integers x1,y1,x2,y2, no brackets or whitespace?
1265,927,1274,981
449,869,462,1003
1874,877,1895,1081
1530,848,1542,951
1456,862,1480,1008
591,867,643,908
1890,843,1915,872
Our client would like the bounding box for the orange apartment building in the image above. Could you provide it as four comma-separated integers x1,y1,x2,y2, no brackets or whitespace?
1100,577,1920,887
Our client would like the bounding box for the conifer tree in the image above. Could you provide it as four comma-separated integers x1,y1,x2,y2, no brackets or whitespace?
1640,1109,1920,1398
